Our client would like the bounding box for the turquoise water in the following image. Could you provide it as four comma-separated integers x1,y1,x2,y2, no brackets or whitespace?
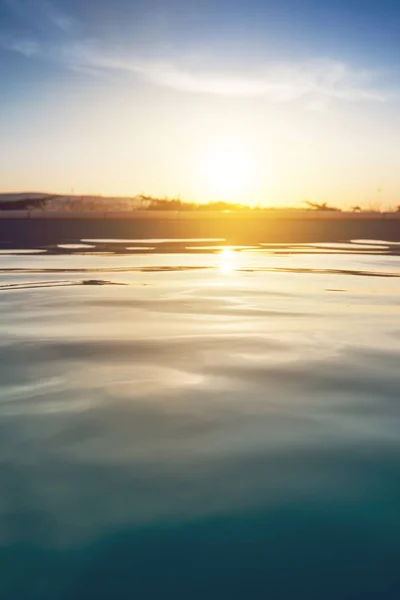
1,240,400,599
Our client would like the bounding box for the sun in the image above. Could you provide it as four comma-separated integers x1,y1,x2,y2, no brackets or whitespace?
200,143,254,202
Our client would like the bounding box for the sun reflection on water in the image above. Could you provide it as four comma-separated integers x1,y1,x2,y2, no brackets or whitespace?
219,248,236,274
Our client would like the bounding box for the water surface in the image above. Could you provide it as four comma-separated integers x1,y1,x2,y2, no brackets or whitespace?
1,240,400,599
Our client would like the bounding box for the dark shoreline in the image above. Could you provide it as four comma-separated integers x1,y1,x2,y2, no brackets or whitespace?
0,211,399,247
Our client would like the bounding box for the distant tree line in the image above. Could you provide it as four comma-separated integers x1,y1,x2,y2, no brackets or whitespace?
1,194,400,212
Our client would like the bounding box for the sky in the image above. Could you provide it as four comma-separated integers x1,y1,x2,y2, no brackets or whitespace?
0,0,400,207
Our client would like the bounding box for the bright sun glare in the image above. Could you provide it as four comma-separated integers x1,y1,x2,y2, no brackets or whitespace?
201,143,254,202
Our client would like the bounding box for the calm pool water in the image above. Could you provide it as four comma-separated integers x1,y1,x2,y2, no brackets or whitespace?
1,240,400,599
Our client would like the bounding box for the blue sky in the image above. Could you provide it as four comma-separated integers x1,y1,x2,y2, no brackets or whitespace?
1,0,399,206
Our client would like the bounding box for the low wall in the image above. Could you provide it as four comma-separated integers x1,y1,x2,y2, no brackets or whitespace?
0,210,400,220
0,211,399,246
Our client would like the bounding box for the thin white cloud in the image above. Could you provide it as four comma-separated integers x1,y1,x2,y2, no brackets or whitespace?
0,34,40,57
63,44,388,106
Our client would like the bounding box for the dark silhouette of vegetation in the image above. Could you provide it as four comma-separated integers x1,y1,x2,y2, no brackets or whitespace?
145,197,248,211
302,200,341,212
0,195,58,210
1,193,399,213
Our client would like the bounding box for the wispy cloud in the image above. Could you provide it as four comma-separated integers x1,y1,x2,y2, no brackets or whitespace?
78,51,386,105
0,34,40,57
0,1,390,108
